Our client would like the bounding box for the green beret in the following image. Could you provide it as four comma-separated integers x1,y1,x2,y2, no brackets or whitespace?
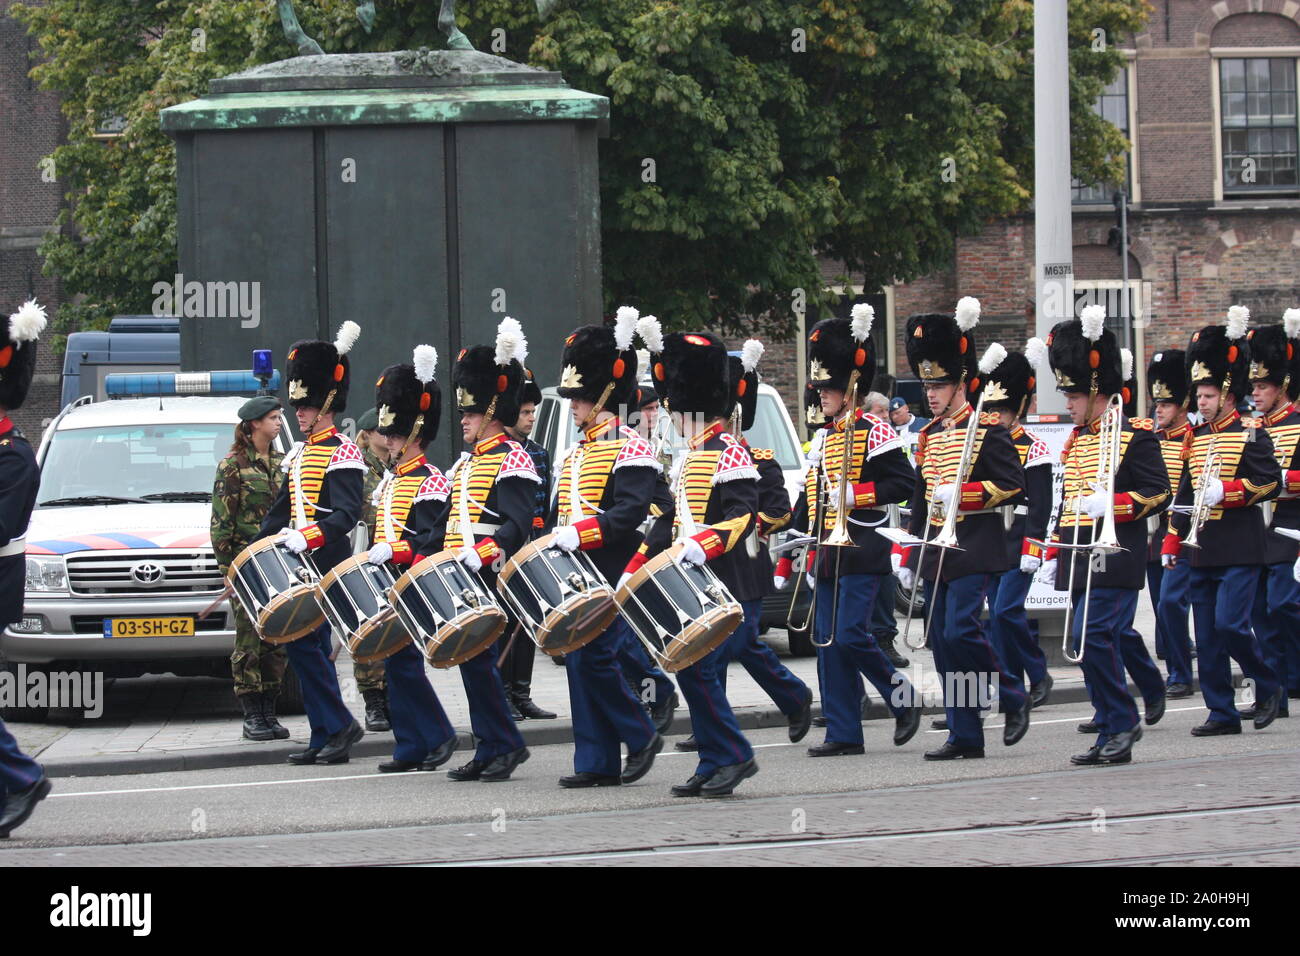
238,396,281,422
355,406,379,432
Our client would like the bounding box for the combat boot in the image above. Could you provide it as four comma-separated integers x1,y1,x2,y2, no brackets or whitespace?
363,688,391,732
261,693,291,740
512,681,556,720
240,693,275,741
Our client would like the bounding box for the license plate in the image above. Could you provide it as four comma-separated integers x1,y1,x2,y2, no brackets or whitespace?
102,617,196,638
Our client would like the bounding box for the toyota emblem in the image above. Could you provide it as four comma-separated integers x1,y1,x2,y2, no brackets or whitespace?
131,562,165,586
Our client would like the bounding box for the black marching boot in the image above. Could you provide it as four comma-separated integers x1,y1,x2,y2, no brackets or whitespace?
240,693,275,741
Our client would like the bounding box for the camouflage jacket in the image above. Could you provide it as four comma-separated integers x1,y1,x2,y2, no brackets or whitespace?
360,447,386,537
211,447,285,575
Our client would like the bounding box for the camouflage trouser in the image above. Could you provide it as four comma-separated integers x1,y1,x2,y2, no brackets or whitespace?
231,601,288,696
353,657,386,693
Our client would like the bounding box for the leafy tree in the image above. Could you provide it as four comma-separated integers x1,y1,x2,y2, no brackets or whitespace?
12,0,1148,342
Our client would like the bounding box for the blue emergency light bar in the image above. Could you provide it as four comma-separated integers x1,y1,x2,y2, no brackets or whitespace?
105,370,280,398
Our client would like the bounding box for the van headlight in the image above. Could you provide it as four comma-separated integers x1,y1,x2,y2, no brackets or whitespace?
25,556,68,592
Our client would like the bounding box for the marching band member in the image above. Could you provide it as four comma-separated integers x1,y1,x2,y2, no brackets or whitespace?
1245,313,1300,718
899,299,1031,760
1147,350,1196,699
794,307,921,756
352,406,393,733
364,346,459,773
1164,307,1284,736
0,300,52,837
430,317,537,782
548,308,665,788
256,323,366,766
631,326,760,797
1039,307,1170,766
977,343,1054,706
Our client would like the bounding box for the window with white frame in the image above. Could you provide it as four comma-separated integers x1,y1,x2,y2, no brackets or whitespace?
1220,57,1298,194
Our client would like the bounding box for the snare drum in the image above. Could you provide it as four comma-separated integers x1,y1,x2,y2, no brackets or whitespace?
228,537,325,643
316,556,412,664
615,548,742,672
388,551,508,668
496,533,619,656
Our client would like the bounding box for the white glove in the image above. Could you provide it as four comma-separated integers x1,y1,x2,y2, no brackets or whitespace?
896,566,915,593
933,484,957,510
1082,485,1109,520
1294,555,1300,584
773,575,787,591
457,546,482,572
890,551,902,574
279,529,308,554
805,572,816,590
1020,554,1041,574
1203,478,1225,508
1162,552,1177,569
367,542,393,566
617,571,632,591
553,525,581,552
679,537,707,567
1035,558,1058,586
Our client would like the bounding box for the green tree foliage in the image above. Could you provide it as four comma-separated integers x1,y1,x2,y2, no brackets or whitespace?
13,0,1148,341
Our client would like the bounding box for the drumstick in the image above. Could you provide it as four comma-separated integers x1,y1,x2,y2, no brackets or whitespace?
497,622,523,668
198,584,233,621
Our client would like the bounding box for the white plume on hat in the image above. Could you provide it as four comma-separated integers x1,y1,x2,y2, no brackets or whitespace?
613,305,639,353
495,316,527,366
8,299,47,347
1285,308,1300,339
334,320,360,356
413,344,437,385
955,296,981,332
1024,336,1049,371
850,303,874,342
978,342,1007,376
636,314,663,354
1226,305,1249,341
1080,304,1106,342
741,338,764,373
1121,348,1134,382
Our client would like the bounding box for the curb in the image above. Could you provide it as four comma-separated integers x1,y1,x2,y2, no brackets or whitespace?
37,673,1154,779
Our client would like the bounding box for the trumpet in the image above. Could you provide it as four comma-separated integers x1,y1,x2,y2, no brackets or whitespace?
1181,436,1220,550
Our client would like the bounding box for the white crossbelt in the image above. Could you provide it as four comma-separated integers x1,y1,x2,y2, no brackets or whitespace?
0,537,26,558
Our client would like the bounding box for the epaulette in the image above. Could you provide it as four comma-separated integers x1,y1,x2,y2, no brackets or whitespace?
751,447,775,462
1061,433,1075,463
979,411,1001,427
915,431,927,466
1130,418,1154,431
1180,429,1194,461
1243,417,1263,428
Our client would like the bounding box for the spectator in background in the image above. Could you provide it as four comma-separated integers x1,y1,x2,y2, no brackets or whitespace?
890,396,928,444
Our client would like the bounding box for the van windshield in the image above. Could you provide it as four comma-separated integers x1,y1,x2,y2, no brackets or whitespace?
747,393,801,471
38,424,232,506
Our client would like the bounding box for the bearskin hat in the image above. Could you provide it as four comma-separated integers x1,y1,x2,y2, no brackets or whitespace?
1187,306,1251,400
376,345,441,445
1046,305,1123,397
520,367,542,407
809,303,876,394
0,300,48,412
286,321,360,413
1246,308,1300,400
905,297,981,386
1121,348,1137,417
804,382,828,429
724,339,763,432
557,306,639,415
1147,349,1188,409
454,316,528,428
968,343,1035,418
649,330,731,418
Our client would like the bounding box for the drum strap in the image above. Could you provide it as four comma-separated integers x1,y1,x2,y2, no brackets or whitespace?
0,536,26,558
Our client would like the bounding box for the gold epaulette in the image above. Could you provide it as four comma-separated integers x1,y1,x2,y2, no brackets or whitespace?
1181,429,1194,461
1130,418,1154,431
979,411,1000,426
751,447,774,461
1243,418,1263,429
915,431,927,465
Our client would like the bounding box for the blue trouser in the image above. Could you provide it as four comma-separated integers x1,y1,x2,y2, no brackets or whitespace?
285,620,354,749
1191,565,1280,726
675,637,753,778
616,620,676,708
1154,559,1195,687
719,599,808,716
385,643,455,762
0,719,43,804
870,577,897,642
460,639,525,762
1252,562,1300,710
988,567,1048,687
925,574,1027,749
818,574,916,747
1072,587,1142,746
566,618,658,777
1116,624,1167,705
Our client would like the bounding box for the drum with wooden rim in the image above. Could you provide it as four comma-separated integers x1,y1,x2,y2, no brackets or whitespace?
388,550,507,668
316,555,411,664
227,537,325,643
496,532,619,656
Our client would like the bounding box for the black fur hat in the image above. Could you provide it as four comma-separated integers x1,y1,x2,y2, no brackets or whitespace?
520,367,542,407
905,297,981,386
0,300,48,412
1246,308,1300,400
1121,348,1138,417
557,306,640,414
809,304,877,393
1147,348,1188,408
1187,306,1251,401
969,344,1035,417
724,339,763,432
453,317,528,428
1047,306,1123,396
804,382,827,429
650,330,731,418
286,320,360,414
376,345,441,445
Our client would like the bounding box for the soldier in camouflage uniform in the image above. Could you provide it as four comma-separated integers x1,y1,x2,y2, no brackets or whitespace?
211,396,290,741
353,407,392,732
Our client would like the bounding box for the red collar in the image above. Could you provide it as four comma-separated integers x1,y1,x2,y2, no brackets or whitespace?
1162,421,1191,440
689,420,725,449
833,409,864,433
308,426,338,445
1210,408,1241,433
582,415,619,443
0,416,11,438
939,403,972,431
395,454,427,477
1009,423,1025,440
474,432,507,456
1262,402,1295,427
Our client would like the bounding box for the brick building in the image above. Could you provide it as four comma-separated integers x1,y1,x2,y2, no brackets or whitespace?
1,0,65,436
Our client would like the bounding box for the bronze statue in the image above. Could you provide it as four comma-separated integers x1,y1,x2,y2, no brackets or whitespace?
276,0,557,57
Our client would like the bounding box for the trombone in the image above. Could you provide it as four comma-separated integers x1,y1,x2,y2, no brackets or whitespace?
1179,435,1220,550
